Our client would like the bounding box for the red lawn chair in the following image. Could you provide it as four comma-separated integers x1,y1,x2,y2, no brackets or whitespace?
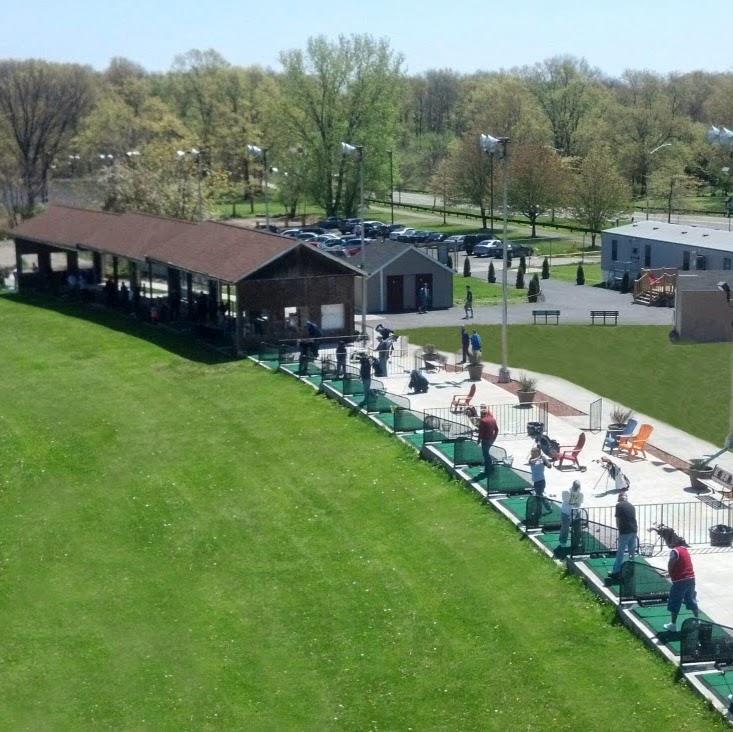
556,432,586,470
450,383,476,413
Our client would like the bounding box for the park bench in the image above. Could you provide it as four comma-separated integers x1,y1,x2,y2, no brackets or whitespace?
532,309,560,324
590,310,619,325
694,464,733,505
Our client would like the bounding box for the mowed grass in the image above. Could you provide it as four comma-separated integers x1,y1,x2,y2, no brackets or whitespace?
403,325,729,447
0,296,726,730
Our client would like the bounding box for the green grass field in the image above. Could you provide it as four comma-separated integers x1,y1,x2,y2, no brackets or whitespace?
402,324,729,447
0,295,727,730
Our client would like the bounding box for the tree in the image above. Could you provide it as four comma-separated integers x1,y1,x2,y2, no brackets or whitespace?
509,145,567,237
541,257,550,279
0,60,94,222
428,157,453,224
463,257,471,277
488,261,496,283
515,268,525,289
569,147,630,246
620,271,630,293
649,151,700,223
528,273,541,302
519,255,527,274
443,131,494,228
277,35,404,216
576,264,585,285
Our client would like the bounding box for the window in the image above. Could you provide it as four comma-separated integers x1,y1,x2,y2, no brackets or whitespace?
724,258,731,271
611,240,617,261
682,251,690,271
644,244,651,268
321,303,344,331
696,254,707,271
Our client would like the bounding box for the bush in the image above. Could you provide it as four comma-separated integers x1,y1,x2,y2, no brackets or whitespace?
519,255,527,274
576,264,585,286
488,261,496,284
516,268,525,289
507,253,513,269
463,257,471,278
528,273,540,302
621,271,630,293
447,255,453,270
542,257,550,279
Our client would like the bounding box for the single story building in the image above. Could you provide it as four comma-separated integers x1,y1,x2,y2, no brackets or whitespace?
354,240,454,313
674,270,733,343
601,221,733,287
11,205,364,352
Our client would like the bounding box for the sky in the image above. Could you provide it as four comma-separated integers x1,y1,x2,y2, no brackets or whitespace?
4,0,732,79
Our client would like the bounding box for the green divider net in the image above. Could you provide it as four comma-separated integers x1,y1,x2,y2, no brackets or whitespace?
679,618,733,665
618,559,671,602
393,409,424,433
465,465,532,495
698,671,733,707
630,605,712,655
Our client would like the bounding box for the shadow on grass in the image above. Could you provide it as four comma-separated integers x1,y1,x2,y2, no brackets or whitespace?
0,292,237,365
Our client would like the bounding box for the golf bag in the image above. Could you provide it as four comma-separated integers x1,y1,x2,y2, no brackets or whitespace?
408,369,429,394
537,434,560,460
603,458,630,491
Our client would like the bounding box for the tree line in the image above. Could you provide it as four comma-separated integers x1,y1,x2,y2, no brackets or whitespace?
0,37,731,234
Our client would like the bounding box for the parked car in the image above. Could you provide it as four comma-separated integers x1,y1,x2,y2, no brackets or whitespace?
389,227,412,240
295,232,319,242
317,217,346,230
425,232,446,243
342,218,361,233
463,232,496,255
387,223,405,232
444,235,466,251
281,228,301,238
472,239,503,257
314,234,342,248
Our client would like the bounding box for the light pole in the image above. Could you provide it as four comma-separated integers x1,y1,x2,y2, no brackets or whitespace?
176,148,204,220
480,133,511,383
645,143,672,220
247,144,270,231
387,149,394,225
707,125,733,449
342,142,367,335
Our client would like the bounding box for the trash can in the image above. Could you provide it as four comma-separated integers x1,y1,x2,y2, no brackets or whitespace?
709,524,733,547
527,421,544,438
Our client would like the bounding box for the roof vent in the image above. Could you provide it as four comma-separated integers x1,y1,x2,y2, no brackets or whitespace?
681,231,688,234
703,233,709,236
653,227,659,230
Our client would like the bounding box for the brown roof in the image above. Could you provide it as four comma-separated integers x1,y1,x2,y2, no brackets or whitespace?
149,220,299,282
11,205,363,283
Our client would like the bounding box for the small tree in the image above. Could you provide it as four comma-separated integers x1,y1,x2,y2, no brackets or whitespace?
519,255,527,274
621,271,630,293
507,253,513,269
516,268,525,289
528,273,540,302
541,257,550,279
488,261,496,283
463,257,471,278
576,264,585,286
447,254,453,270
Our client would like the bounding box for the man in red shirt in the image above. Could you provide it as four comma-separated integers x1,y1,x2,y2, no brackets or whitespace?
663,535,699,632
477,404,499,480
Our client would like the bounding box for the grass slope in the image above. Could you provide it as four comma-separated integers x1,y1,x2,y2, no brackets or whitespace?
403,325,729,447
0,296,725,730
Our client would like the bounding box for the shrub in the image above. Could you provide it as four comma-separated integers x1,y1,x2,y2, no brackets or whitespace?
542,257,550,279
516,268,525,289
528,273,540,302
447,254,453,270
463,257,471,278
488,261,496,283
576,264,585,286
621,271,630,293
519,255,527,274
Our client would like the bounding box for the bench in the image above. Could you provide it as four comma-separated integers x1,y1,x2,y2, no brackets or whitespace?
695,464,733,504
590,310,619,325
532,309,560,324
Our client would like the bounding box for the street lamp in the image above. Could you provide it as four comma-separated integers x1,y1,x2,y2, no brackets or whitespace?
480,133,511,383
177,148,204,220
706,125,733,449
645,143,672,220
341,141,367,335
247,144,270,231
387,149,395,225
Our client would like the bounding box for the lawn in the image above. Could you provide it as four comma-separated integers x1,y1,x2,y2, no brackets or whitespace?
0,295,726,730
545,262,604,286
453,274,529,306
402,324,729,447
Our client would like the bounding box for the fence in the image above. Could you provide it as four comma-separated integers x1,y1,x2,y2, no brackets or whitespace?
424,402,549,438
570,501,733,558
589,398,602,433
680,618,733,665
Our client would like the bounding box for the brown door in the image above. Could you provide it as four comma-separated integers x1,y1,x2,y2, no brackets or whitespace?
386,275,404,312
415,274,434,309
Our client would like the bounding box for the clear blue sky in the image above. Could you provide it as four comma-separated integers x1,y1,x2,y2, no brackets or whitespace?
5,0,731,78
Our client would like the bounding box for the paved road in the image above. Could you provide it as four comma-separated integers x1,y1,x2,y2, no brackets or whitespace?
368,277,675,329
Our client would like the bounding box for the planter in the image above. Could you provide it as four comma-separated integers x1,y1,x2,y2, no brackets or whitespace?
466,364,484,382
688,465,714,492
517,390,536,405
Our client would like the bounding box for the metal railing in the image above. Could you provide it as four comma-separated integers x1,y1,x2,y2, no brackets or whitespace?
570,501,733,558
425,402,549,438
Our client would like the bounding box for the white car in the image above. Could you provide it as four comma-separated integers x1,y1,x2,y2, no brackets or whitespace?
472,239,503,257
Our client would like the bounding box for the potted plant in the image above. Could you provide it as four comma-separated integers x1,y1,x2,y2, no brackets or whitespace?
608,405,634,431
687,458,714,491
516,373,537,405
466,350,484,381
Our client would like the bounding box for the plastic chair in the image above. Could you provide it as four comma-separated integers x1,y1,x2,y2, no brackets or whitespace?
450,383,476,413
556,432,586,470
604,418,638,454
617,423,654,460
